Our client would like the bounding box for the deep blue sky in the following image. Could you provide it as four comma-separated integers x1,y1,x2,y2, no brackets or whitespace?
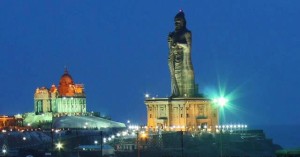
1,1,299,148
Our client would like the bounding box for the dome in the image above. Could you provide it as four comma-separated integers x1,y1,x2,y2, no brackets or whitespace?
59,69,74,85
58,69,75,96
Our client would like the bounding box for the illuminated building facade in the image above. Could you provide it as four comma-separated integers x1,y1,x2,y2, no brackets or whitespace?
0,115,23,129
34,69,86,116
145,98,218,131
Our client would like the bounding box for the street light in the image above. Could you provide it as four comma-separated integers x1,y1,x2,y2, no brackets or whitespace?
213,96,229,126
141,132,147,138
145,94,150,98
56,142,63,150
2,149,6,154
136,131,148,157
103,138,107,143
213,97,228,107
213,97,229,157
2,144,7,155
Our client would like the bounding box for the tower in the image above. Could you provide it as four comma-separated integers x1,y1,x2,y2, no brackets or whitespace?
145,11,218,132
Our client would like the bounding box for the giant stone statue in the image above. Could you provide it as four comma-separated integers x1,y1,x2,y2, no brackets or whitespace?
168,10,195,97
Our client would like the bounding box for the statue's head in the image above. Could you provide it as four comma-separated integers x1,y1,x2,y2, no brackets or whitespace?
174,10,186,31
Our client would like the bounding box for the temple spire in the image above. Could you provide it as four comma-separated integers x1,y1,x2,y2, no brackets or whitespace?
64,66,68,74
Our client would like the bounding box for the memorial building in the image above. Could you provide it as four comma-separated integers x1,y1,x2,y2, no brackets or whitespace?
34,69,86,116
145,11,218,132
26,69,125,129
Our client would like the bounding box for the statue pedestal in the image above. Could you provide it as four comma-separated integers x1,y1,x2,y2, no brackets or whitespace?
145,97,219,132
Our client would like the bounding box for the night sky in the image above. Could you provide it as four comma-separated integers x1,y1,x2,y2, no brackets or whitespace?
1,1,299,148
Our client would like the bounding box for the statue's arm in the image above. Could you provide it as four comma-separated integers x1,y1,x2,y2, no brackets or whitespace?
168,32,174,50
185,31,192,49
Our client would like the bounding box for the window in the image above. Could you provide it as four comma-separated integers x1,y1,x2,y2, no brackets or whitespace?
186,114,189,118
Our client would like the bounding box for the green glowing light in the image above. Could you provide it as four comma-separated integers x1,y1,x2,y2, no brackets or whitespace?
213,97,229,107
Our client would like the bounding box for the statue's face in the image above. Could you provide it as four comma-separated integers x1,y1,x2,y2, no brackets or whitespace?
175,18,185,31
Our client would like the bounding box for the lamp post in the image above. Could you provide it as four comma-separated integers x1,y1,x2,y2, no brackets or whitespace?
136,130,148,157
51,114,54,152
213,97,228,128
180,130,184,157
100,131,103,157
55,141,63,157
2,145,7,156
213,96,229,157
136,131,140,157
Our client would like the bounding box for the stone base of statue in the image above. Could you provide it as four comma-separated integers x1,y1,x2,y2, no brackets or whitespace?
145,97,218,132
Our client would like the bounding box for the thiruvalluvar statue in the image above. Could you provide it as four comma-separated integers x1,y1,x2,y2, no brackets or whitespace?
168,10,195,97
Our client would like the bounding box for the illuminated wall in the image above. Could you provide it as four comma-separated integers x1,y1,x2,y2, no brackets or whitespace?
145,98,218,132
